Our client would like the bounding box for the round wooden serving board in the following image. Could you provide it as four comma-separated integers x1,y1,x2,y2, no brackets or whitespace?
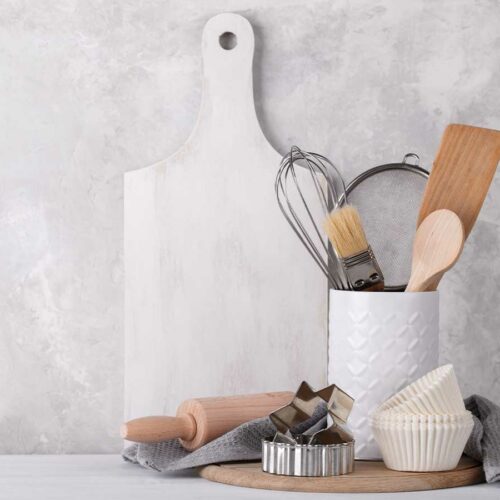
199,457,484,493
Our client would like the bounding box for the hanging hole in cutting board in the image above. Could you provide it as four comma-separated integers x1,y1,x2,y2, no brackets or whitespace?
219,32,237,50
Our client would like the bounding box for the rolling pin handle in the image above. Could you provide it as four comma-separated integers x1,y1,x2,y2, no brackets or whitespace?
121,414,197,443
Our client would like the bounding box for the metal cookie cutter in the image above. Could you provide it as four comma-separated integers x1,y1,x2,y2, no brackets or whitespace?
262,381,355,477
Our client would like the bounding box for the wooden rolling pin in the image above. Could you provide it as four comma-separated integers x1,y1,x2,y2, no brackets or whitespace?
121,391,293,451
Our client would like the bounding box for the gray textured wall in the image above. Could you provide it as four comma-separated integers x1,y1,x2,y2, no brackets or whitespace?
1,0,499,453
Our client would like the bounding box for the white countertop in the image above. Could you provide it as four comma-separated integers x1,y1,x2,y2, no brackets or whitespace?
0,455,499,500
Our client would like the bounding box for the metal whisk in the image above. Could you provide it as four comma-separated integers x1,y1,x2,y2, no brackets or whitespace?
275,146,348,289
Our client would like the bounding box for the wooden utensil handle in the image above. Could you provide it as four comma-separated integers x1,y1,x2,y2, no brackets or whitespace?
121,414,196,443
406,274,440,292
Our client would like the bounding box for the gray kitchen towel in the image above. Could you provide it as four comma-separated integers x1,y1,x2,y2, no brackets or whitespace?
123,396,500,480
464,394,500,483
123,408,328,472
122,416,275,472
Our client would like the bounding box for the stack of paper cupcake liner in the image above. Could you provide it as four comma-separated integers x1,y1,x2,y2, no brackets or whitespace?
371,365,474,472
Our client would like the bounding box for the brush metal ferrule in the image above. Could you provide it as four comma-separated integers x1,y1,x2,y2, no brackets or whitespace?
341,246,384,291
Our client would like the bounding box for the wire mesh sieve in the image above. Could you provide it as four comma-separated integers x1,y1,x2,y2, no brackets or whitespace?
344,154,429,291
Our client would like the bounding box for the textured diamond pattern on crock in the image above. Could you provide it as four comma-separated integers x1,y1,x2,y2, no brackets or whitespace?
329,303,439,459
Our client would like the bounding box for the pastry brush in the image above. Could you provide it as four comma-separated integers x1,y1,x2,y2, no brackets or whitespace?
324,205,384,291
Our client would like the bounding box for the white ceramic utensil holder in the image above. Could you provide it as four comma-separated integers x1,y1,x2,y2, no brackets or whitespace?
328,290,439,459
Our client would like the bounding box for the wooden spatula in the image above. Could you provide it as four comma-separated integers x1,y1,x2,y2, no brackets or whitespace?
406,209,464,292
418,124,500,234
417,124,500,290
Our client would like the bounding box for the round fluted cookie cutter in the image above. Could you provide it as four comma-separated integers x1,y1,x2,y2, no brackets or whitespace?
262,437,355,477
262,381,356,477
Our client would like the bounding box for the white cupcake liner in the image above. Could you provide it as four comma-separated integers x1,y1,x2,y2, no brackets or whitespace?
375,364,465,416
371,412,472,424
371,411,474,471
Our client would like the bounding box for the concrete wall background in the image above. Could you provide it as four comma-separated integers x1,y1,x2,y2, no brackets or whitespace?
1,0,499,452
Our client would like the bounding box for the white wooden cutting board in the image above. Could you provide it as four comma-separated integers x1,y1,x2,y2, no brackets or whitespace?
124,13,327,419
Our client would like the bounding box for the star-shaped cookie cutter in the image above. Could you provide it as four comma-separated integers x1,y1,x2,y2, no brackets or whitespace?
270,381,354,445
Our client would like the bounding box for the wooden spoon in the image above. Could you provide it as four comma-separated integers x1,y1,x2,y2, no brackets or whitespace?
406,209,464,292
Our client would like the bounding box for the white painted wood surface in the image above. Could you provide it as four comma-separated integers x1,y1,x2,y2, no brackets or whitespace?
2,456,497,500
124,13,327,419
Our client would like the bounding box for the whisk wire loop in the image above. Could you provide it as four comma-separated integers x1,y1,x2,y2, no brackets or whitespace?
275,146,348,290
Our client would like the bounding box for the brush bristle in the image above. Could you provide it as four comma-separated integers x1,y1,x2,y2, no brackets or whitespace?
324,205,369,258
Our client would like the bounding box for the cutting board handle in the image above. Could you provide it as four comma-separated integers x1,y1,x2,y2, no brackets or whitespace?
191,13,270,146
202,13,254,77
